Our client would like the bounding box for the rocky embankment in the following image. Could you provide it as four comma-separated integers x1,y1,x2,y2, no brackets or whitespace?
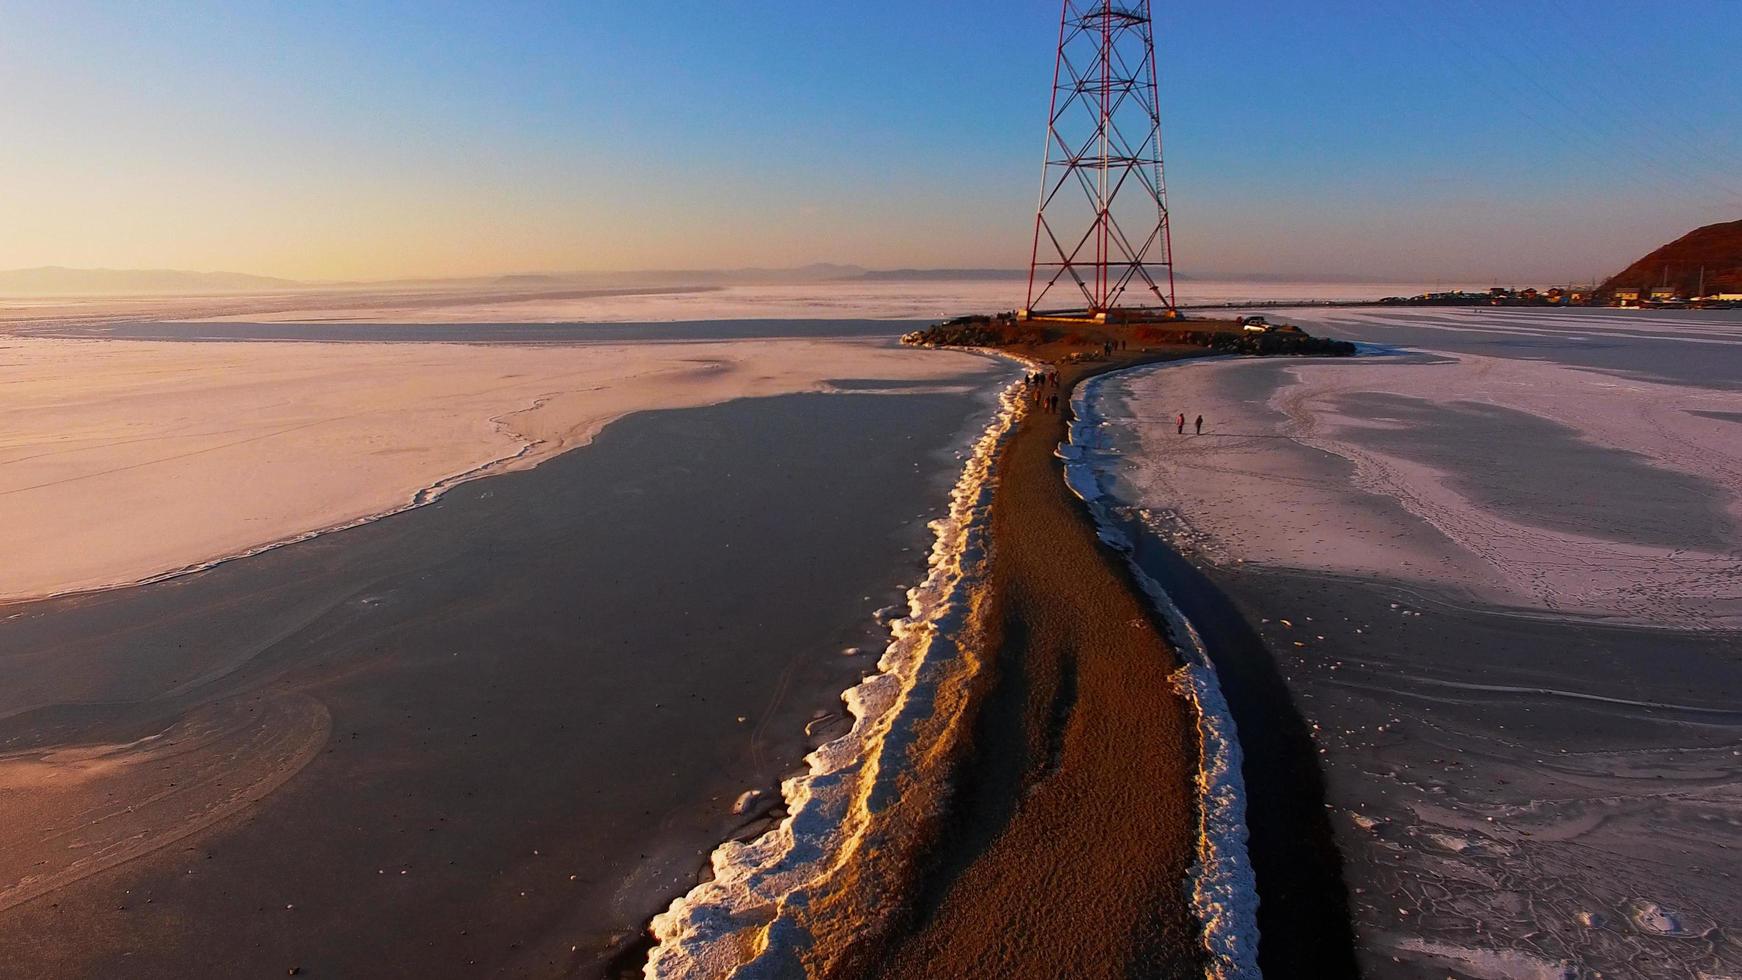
903,313,1357,357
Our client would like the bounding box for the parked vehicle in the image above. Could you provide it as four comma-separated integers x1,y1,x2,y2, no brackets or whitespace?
1238,315,1272,333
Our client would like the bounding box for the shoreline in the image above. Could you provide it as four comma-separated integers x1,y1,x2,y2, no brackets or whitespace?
644,327,1294,976
849,343,1213,977
830,323,1362,975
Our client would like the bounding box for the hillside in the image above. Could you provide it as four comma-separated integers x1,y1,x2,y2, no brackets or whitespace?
1601,219,1742,297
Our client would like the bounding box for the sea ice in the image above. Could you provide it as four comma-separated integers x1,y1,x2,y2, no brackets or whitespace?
1084,307,1742,978
0,334,995,603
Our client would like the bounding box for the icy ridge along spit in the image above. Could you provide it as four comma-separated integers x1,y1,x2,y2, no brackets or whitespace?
644,364,1030,979
1059,368,1262,980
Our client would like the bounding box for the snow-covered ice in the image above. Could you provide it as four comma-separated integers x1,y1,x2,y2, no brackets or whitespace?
1099,310,1742,630
0,334,994,603
1084,307,1742,978
163,278,1476,325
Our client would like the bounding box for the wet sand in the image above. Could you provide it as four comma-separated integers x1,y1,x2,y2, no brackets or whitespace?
0,387,1001,978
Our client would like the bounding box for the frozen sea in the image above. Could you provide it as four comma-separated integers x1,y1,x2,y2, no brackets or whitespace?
0,319,1014,978
1086,307,1742,978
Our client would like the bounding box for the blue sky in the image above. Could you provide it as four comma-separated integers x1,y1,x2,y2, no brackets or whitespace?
1,1,1738,281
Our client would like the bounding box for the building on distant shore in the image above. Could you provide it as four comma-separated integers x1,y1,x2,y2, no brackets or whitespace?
1612,287,1642,307
1649,285,1681,304
1382,286,1598,308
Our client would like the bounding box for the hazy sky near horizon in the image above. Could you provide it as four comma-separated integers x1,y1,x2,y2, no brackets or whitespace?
3,1,1739,282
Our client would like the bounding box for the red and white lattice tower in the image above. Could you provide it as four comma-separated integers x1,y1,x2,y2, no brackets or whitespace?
1024,1,1176,318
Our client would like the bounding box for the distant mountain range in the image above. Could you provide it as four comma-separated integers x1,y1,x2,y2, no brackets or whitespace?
0,263,1020,296
0,261,1552,298
0,266,306,295
0,263,884,296
852,268,1027,281
1601,219,1742,297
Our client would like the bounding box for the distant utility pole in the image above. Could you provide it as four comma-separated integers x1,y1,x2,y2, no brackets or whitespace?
1024,1,1176,318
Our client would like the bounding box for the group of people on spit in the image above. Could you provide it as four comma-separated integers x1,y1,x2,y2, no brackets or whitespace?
1023,370,1061,413
1023,369,1204,433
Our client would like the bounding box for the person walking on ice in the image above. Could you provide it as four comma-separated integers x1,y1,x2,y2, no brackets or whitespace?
1195,414,1204,435
1176,413,1185,435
